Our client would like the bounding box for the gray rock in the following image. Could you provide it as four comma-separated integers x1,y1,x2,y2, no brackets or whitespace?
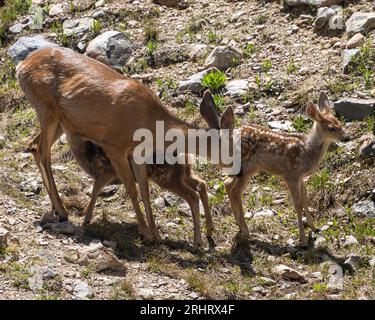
327,264,343,292
49,4,65,17
346,12,375,36
178,67,219,94
138,287,154,299
65,241,124,272
360,141,375,156
341,235,358,247
268,120,294,132
253,209,276,219
86,31,134,70
0,226,10,247
230,11,247,23
28,272,43,291
342,49,359,74
9,23,26,34
333,98,375,121
314,236,327,248
344,254,362,272
258,276,276,286
370,256,375,267
50,221,76,235
29,5,44,30
313,7,336,29
284,0,343,7
352,200,375,218
95,0,105,7
189,44,210,62
154,197,166,210
63,17,95,37
273,264,305,282
204,46,242,70
72,280,92,299
225,79,249,98
7,35,57,65
346,33,365,49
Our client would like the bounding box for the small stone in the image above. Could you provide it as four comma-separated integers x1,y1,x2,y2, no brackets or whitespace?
314,236,327,248
189,44,210,62
86,31,134,70
253,209,276,219
72,280,92,299
344,254,362,272
49,4,65,17
273,264,305,282
178,67,219,94
258,276,276,286
0,226,10,247
204,46,242,70
311,271,323,280
346,33,365,49
327,264,343,292
341,235,358,247
95,0,105,8
28,273,43,292
268,120,294,132
225,79,249,98
139,288,154,299
50,221,76,235
230,11,247,23
342,49,359,74
352,200,375,218
154,197,166,210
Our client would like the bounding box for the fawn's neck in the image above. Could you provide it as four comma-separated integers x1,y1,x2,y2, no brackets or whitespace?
304,123,330,173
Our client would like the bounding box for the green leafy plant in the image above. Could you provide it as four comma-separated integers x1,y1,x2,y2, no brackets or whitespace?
262,59,272,72
287,58,297,74
201,70,227,92
292,115,310,133
207,30,219,44
91,20,102,35
213,94,226,112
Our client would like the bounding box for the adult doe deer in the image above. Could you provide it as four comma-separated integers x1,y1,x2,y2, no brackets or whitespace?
200,92,350,246
17,47,225,248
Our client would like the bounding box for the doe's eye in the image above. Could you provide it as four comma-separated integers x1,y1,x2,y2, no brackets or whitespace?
328,127,336,132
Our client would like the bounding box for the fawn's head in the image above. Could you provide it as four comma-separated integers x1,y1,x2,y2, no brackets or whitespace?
199,90,234,130
306,92,350,143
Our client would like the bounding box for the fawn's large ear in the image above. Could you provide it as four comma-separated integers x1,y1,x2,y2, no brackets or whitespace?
306,102,321,122
199,90,220,129
318,91,331,113
220,106,235,129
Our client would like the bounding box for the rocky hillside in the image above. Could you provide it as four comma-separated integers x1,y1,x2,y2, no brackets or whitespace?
0,0,374,300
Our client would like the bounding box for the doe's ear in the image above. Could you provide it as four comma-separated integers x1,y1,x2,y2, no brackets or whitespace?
199,90,220,129
318,91,331,113
306,102,321,122
220,106,235,129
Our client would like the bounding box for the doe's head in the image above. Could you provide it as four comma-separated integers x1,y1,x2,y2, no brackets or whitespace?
306,92,350,143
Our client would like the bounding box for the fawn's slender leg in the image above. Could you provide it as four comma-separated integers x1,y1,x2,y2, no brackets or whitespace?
286,178,307,246
132,163,161,242
300,182,319,232
82,170,117,226
104,149,152,242
29,121,67,221
162,178,203,249
224,168,256,236
186,176,213,239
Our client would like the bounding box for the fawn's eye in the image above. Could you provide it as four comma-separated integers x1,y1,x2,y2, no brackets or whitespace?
328,127,336,132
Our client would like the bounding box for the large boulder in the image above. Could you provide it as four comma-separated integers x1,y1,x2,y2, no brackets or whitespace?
346,12,375,36
333,98,375,121
86,31,134,70
204,46,242,70
7,35,58,65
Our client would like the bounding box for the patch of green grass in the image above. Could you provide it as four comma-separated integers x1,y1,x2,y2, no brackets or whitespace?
348,39,375,89
51,21,69,47
144,20,159,43
207,30,219,44
91,20,102,35
312,283,327,293
254,14,267,25
212,94,226,112
292,115,311,133
286,58,297,74
261,59,272,73
6,107,36,141
364,116,374,133
308,168,334,192
243,42,259,58
201,70,227,92
111,279,136,300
